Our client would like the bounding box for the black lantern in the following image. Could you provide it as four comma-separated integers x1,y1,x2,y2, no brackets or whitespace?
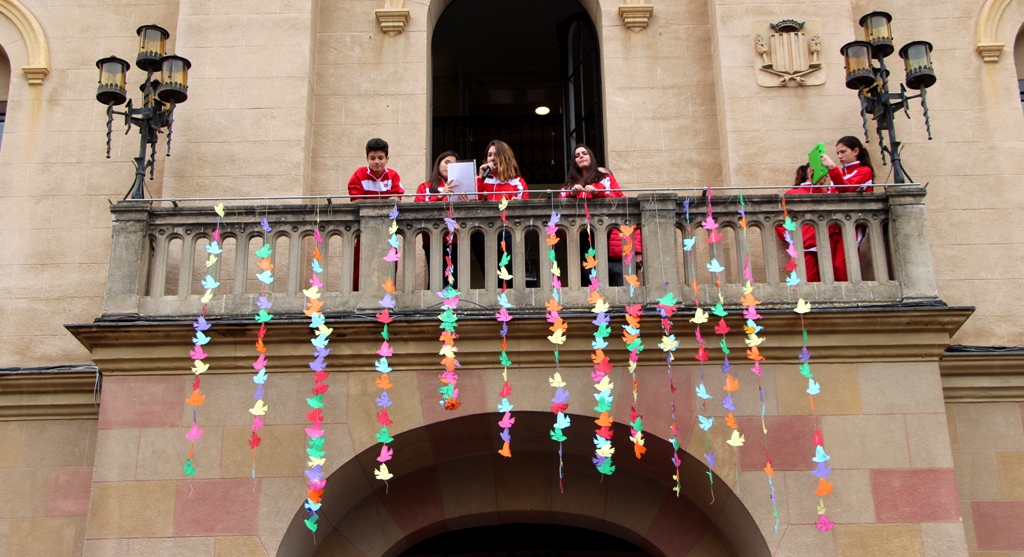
136,24,169,73
859,11,894,58
840,13,937,184
96,56,130,105
156,55,191,104
96,26,191,200
899,41,936,90
840,41,876,90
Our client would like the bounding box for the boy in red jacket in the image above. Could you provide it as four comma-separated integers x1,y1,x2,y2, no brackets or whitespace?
347,138,405,290
347,138,404,200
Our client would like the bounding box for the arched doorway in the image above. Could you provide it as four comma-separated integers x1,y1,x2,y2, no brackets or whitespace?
276,412,770,557
430,0,605,189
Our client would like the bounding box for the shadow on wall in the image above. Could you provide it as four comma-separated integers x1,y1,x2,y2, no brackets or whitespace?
277,412,770,557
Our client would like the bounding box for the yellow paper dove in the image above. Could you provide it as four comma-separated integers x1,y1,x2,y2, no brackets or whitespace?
794,298,811,314
594,376,614,392
595,444,615,458
498,198,509,211
374,463,394,481
551,261,561,277
206,254,218,268
549,372,566,388
547,329,566,345
214,203,225,217
191,359,209,375
592,299,610,314
690,308,708,324
249,399,268,416
201,289,214,304
315,325,333,336
303,286,321,300
388,221,398,234
497,267,513,281
727,429,745,447
745,334,764,347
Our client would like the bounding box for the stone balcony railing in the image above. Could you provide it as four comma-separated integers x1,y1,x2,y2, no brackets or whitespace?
102,188,938,318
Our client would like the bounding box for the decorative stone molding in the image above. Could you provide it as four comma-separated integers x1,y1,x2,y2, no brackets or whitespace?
941,347,1024,402
976,42,1005,63
753,20,825,87
976,0,1013,62
376,0,410,37
0,0,50,84
0,365,100,420
618,4,654,33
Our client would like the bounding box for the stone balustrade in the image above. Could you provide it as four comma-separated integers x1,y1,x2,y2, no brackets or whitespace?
102,187,937,318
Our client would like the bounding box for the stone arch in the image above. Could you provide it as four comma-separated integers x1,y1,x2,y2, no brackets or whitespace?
424,0,602,37
276,412,770,557
0,0,48,84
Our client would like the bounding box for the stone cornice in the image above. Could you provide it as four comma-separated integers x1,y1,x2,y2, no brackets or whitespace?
0,365,100,420
67,305,972,376
940,347,1024,402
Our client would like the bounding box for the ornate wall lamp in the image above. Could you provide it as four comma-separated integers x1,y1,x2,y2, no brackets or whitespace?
95,25,191,200
840,12,934,184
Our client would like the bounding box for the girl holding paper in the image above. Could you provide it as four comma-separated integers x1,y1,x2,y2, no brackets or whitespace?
414,151,472,286
820,136,874,193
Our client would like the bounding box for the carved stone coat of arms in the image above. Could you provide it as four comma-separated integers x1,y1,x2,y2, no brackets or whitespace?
753,20,825,87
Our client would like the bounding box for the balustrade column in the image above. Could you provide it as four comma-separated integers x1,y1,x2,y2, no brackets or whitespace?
104,202,152,315
638,193,680,303
888,186,939,302
357,201,400,309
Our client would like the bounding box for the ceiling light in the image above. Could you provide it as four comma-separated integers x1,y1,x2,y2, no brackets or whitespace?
535,106,551,115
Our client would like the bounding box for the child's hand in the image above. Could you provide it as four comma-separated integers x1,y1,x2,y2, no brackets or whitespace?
584,185,597,195
821,154,836,170
443,182,455,194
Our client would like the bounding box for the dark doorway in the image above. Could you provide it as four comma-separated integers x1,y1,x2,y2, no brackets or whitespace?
399,523,651,557
431,0,604,189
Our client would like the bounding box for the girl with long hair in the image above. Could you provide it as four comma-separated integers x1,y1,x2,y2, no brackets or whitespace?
477,140,529,201
559,144,640,287
414,151,472,286
821,135,874,193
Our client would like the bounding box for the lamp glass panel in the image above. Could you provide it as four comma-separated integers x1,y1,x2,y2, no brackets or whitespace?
903,43,932,73
863,14,892,43
100,61,127,89
139,28,166,56
844,44,871,75
163,58,188,86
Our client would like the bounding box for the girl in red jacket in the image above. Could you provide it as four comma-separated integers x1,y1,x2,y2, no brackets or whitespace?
414,151,461,285
560,144,641,287
819,136,875,280
477,140,529,201
821,135,874,193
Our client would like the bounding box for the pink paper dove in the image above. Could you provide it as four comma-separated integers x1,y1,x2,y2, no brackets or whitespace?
185,423,203,440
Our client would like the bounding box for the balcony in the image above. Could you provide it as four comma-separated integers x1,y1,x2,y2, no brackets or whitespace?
101,187,938,319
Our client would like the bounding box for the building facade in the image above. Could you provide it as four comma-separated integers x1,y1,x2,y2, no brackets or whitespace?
1,0,1024,555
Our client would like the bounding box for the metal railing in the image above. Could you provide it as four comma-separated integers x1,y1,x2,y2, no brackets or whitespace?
103,188,938,317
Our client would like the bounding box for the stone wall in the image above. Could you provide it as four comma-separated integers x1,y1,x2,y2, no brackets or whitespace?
948,401,1024,555
0,419,96,556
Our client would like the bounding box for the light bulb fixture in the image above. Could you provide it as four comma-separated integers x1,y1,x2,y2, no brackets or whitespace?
535,106,551,116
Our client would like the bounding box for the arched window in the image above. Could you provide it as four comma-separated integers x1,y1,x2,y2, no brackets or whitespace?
0,45,10,150
431,0,604,189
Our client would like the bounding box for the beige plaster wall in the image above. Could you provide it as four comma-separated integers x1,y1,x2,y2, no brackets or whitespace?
0,419,97,556
947,401,1024,555
0,0,179,368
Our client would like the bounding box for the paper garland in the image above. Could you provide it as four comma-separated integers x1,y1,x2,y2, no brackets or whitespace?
656,289,681,495
737,193,777,530
778,197,834,532
302,226,332,533
249,217,276,478
545,211,570,492
495,197,514,457
375,204,401,487
621,224,646,460
437,199,462,411
581,203,616,477
183,202,225,477
686,197,715,493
